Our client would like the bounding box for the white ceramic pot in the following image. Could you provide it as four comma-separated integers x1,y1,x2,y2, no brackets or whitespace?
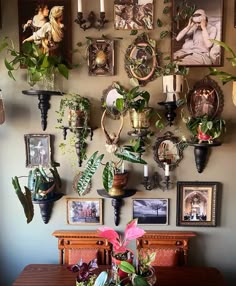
162,74,184,102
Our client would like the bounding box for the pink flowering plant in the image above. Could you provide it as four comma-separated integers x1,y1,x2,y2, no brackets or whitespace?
97,219,145,257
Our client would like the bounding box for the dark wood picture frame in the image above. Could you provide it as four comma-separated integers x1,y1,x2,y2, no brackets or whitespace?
177,181,219,227
133,198,169,225
18,0,72,63
66,198,103,225
24,134,51,167
88,39,114,76
172,0,224,67
114,0,154,30
187,76,224,118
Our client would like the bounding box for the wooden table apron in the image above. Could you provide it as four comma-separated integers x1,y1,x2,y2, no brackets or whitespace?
12,264,227,286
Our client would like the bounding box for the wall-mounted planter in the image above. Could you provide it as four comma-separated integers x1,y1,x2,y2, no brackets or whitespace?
33,192,64,224
188,141,222,173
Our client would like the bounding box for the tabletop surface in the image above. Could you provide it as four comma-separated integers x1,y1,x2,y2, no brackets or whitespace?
13,264,227,286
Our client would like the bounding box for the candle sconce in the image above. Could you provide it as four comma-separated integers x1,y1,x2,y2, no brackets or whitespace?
159,174,174,191
142,172,158,191
75,11,108,31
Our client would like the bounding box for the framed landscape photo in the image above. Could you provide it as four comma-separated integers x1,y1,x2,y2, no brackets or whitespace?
24,134,51,167
114,0,154,30
132,198,169,225
172,0,223,66
18,0,72,63
177,181,219,227
67,198,103,225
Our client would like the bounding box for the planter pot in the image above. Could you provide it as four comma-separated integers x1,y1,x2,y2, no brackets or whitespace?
35,180,56,200
27,70,55,91
68,109,89,128
141,266,156,286
129,107,152,131
112,251,134,282
162,74,184,102
108,171,129,197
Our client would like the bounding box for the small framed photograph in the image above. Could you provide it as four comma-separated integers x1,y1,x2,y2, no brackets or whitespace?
132,198,169,225
88,39,114,76
24,134,51,167
172,0,223,66
67,198,103,225
18,0,72,63
177,181,219,227
114,0,154,30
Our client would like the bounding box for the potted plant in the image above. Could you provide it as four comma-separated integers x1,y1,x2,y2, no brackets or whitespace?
56,93,91,166
12,162,63,224
4,40,69,89
185,115,226,144
114,83,163,132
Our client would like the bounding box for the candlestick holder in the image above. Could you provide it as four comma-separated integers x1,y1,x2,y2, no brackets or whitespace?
160,175,174,191
142,172,158,191
75,11,108,31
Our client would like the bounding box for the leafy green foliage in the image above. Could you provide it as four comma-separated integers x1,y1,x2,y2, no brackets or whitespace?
77,152,104,195
209,40,236,84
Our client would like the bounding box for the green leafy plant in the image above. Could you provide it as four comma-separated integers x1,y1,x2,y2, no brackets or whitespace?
209,40,236,84
56,93,91,166
186,115,226,143
155,55,189,76
77,148,146,196
12,163,62,223
4,40,69,83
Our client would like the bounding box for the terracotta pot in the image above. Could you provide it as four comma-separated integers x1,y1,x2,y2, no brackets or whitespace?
129,107,152,130
108,171,129,197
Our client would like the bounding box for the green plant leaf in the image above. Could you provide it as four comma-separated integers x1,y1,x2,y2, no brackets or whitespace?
133,275,150,286
58,63,69,79
156,18,163,27
119,261,135,274
77,151,104,196
115,149,147,164
102,162,114,192
130,30,138,35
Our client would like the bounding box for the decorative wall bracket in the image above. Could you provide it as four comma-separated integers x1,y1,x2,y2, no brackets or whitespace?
158,101,177,126
33,193,64,224
97,189,136,226
75,11,108,30
62,126,94,167
188,141,222,173
142,172,158,191
22,90,63,131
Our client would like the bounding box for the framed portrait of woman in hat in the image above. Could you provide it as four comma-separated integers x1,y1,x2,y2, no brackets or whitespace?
172,0,223,67
18,0,72,64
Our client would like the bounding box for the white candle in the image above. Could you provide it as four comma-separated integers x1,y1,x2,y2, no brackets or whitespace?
144,165,148,177
100,0,105,12
78,0,82,12
165,163,170,176
121,162,125,173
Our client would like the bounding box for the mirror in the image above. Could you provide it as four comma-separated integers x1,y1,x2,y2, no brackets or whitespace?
153,131,183,171
187,76,224,119
125,33,159,86
101,82,127,119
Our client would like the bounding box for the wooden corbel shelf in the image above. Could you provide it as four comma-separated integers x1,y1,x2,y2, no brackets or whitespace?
22,90,63,131
97,189,136,226
188,141,222,173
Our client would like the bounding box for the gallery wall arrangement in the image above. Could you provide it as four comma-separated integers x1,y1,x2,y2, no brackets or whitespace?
1,0,236,285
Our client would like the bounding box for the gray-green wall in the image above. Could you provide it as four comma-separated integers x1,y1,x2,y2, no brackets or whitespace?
0,0,235,285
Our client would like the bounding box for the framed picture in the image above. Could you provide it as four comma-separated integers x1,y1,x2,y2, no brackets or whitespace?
67,198,103,225
187,77,224,118
172,0,223,66
132,198,169,225
24,134,51,167
88,39,114,76
18,0,72,63
114,0,153,30
177,181,219,227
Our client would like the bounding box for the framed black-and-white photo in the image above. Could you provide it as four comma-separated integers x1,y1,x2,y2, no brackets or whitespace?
24,134,51,167
177,181,219,227
67,198,103,225
172,0,223,66
132,198,169,225
114,0,154,30
18,0,72,63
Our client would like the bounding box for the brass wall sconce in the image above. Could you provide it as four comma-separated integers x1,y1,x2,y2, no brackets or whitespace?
75,11,108,30
142,172,158,191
